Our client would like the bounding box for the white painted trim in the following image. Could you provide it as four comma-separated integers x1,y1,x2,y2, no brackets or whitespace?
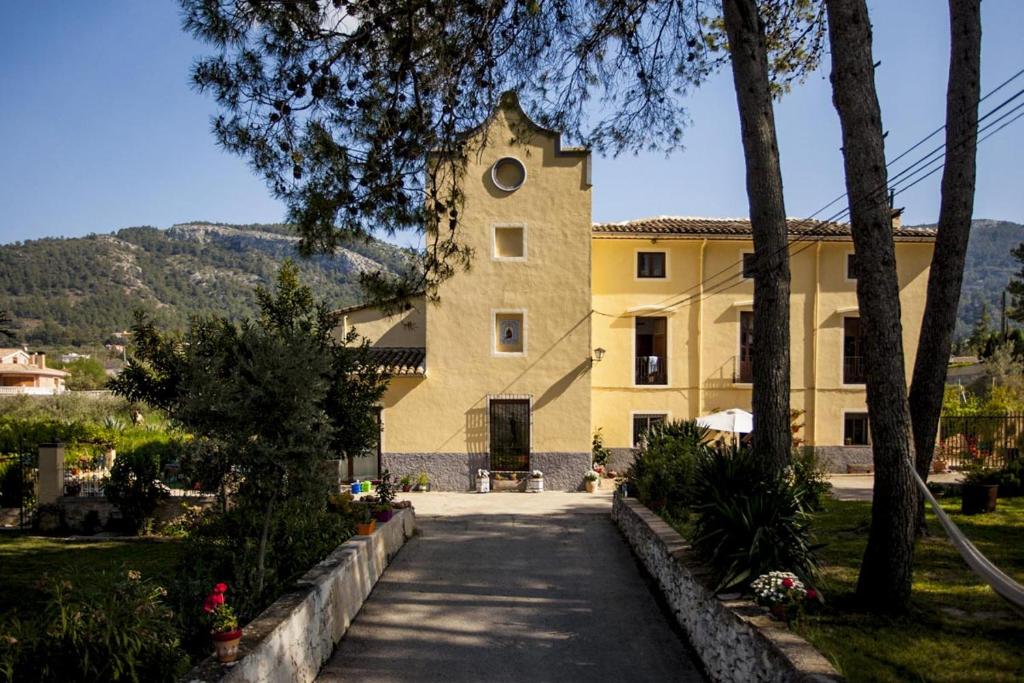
491,308,528,357
733,306,754,387
835,305,859,315
730,299,754,309
634,247,670,281
631,314,671,388
841,408,871,446
629,410,671,447
491,156,527,192
840,314,865,387
491,222,528,262
626,304,678,315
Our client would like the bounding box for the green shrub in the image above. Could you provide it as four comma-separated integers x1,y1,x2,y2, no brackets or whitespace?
0,570,188,683
691,445,820,592
790,447,832,511
628,419,709,522
592,428,611,467
105,450,168,533
170,499,356,658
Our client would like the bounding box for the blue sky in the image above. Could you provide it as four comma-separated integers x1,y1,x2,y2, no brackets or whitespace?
1,1,1022,249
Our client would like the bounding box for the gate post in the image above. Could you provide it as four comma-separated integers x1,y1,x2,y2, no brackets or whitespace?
38,442,65,505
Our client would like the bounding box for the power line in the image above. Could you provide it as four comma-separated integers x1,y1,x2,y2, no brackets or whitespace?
592,81,1024,318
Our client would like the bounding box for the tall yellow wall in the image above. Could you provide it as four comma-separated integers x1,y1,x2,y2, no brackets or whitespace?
376,102,593,456
341,297,426,348
591,237,932,449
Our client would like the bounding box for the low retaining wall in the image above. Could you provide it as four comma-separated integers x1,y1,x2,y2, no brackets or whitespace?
186,508,415,683
612,494,841,683
55,494,216,533
813,446,873,473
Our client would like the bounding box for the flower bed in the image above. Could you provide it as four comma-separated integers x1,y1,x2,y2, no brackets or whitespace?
612,493,841,682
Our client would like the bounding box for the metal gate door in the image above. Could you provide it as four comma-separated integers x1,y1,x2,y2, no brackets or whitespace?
0,450,36,530
489,399,530,471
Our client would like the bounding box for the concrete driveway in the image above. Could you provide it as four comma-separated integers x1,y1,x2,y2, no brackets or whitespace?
318,490,705,683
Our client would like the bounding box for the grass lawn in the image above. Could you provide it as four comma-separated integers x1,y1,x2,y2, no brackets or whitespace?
796,497,1024,682
0,535,184,614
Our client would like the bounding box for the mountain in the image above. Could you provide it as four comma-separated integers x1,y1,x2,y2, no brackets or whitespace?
908,219,1024,340
0,222,413,346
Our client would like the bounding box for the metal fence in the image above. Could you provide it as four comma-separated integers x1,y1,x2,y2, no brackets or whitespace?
937,414,1024,469
0,451,37,530
64,457,109,497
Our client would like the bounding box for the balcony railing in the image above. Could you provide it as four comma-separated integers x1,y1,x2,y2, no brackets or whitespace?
843,356,867,384
734,358,753,384
635,356,667,385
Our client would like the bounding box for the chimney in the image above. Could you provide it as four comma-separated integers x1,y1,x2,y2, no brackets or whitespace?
37,352,46,369
891,207,904,230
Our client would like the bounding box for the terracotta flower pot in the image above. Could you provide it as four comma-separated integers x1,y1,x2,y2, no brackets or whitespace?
212,628,243,663
356,520,377,535
585,480,598,494
961,483,998,515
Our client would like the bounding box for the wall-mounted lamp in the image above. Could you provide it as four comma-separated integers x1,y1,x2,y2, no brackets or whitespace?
592,347,606,363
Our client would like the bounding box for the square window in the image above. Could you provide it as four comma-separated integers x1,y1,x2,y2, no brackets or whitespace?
637,251,666,278
494,225,525,259
494,312,525,354
633,414,667,446
742,252,756,279
846,253,859,280
844,412,870,446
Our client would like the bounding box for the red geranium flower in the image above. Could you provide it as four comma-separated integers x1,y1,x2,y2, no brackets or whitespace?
214,582,228,594
807,589,818,600
782,578,794,588
203,595,216,613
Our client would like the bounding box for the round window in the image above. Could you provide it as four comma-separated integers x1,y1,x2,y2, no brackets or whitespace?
491,157,527,192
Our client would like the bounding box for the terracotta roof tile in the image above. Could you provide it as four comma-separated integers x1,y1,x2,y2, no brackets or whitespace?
367,347,426,375
592,216,937,241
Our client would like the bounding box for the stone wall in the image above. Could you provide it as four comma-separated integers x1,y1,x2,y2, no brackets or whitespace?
612,494,842,683
383,452,590,491
814,446,873,473
606,447,637,475
56,494,216,533
186,509,416,683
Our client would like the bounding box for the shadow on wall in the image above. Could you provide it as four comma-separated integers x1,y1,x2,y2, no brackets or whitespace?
434,312,593,453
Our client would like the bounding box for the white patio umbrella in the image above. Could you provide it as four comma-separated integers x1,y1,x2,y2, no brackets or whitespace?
696,408,754,434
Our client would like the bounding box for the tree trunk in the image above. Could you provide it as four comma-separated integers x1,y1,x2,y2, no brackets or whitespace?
908,0,982,535
825,0,916,610
256,490,278,598
722,0,792,475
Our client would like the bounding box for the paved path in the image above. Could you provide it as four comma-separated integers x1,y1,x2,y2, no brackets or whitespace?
318,490,705,683
828,472,962,501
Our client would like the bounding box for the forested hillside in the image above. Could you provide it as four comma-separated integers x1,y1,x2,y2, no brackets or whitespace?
0,222,412,346
922,219,1024,339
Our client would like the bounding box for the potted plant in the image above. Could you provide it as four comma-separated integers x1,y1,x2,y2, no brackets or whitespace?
400,474,413,493
415,472,431,492
373,470,396,522
204,582,243,664
961,462,999,514
527,470,544,493
584,470,600,493
750,571,818,623
476,469,490,493
355,505,377,535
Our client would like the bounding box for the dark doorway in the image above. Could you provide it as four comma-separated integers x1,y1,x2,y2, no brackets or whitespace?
489,399,531,471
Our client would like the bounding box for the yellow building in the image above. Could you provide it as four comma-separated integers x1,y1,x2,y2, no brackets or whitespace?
342,95,936,489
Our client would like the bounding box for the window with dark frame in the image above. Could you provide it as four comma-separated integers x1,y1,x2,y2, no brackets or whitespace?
846,253,859,280
844,412,870,446
738,311,754,383
843,316,866,384
633,414,667,447
637,251,667,279
741,252,756,279
635,316,668,385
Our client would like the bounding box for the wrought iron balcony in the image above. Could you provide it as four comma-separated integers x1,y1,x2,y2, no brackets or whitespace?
635,356,667,385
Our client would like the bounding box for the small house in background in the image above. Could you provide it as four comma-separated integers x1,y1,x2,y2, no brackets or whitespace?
0,348,69,395
59,352,92,364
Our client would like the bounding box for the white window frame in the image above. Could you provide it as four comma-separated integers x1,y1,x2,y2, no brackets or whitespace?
491,222,528,262
634,248,670,281
842,409,871,446
492,308,528,357
630,411,671,447
631,315,671,388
